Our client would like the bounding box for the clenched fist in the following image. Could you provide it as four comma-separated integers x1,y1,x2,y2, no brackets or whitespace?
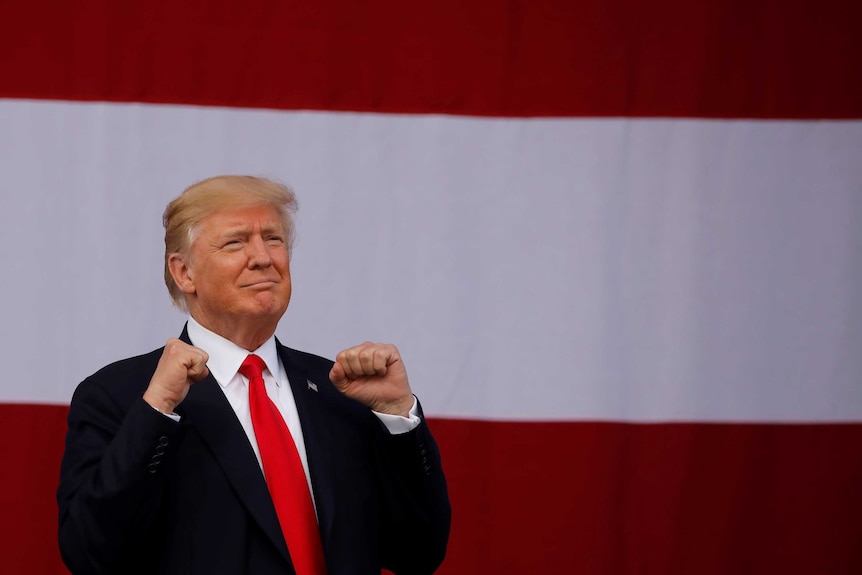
143,338,210,414
329,342,414,417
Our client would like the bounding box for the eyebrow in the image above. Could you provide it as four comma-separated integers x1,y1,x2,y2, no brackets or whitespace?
218,224,284,239
217,226,251,240
259,224,284,235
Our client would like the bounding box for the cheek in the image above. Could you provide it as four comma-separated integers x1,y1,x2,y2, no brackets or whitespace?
275,253,291,276
279,262,292,296
200,260,242,290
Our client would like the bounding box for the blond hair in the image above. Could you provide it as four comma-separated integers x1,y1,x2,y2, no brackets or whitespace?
163,175,298,311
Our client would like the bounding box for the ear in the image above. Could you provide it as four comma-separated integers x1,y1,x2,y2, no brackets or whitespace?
168,253,196,295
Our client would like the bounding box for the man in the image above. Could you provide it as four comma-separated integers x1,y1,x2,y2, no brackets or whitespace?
57,175,451,575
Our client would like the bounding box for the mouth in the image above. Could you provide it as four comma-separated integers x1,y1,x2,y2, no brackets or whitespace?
242,279,278,289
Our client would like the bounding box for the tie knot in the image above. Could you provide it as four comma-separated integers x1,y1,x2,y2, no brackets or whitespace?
239,354,267,381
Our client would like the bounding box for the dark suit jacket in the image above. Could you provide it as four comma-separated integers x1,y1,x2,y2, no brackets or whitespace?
57,327,450,575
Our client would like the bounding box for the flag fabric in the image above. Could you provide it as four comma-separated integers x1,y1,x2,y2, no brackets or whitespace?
1,1,861,574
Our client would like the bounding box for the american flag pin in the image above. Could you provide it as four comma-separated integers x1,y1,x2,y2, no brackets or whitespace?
307,379,318,392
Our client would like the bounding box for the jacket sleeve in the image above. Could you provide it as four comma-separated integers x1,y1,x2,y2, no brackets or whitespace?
374,401,451,575
57,374,183,575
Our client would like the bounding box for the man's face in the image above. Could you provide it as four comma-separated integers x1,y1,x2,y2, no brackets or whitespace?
180,204,292,331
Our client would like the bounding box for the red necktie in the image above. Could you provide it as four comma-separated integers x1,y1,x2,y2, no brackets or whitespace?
239,354,327,575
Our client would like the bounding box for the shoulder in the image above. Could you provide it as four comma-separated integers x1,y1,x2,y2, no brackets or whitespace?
89,347,166,379
276,341,335,372
71,346,166,410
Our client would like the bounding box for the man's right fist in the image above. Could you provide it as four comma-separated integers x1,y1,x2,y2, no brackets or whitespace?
143,339,209,414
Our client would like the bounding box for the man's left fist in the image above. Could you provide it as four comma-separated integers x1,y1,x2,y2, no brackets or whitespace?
329,342,414,417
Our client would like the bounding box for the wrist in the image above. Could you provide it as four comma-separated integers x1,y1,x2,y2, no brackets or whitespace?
143,391,177,415
373,395,415,418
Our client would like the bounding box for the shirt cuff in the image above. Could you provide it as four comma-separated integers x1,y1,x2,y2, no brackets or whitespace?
372,396,421,434
149,403,181,422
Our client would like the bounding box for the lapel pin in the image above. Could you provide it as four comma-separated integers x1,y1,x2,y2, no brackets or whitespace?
307,379,318,392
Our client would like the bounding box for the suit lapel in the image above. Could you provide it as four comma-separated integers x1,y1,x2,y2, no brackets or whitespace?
176,326,294,567
278,343,337,547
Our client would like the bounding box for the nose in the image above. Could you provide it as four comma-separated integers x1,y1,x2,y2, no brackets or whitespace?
246,234,273,268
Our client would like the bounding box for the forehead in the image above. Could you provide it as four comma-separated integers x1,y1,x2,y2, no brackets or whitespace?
199,204,284,234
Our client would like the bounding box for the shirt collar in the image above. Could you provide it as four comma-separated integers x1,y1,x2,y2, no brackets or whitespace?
186,316,281,388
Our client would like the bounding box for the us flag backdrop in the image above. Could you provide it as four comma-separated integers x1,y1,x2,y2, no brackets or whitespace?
1,1,861,574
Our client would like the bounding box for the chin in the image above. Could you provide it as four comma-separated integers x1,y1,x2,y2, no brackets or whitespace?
248,295,289,317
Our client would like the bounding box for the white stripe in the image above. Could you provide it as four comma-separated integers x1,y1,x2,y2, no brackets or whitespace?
1,99,860,422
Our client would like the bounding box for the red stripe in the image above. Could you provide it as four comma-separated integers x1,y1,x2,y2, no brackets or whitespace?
3,404,861,574
0,404,69,575
1,0,859,118
431,418,862,575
